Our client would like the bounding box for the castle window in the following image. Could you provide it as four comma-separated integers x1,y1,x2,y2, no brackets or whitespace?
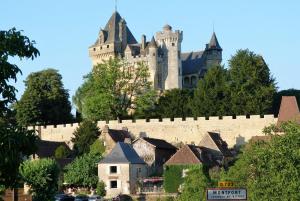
107,45,110,48
100,46,102,50
93,48,96,51
184,77,190,86
191,76,197,86
172,43,175,46
153,53,156,56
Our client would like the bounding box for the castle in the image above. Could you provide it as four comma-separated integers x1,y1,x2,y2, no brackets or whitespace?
88,11,222,90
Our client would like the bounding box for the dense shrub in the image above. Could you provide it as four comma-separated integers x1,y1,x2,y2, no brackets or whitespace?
55,145,70,159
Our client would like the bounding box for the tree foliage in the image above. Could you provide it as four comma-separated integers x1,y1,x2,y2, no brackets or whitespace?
191,65,230,117
54,145,70,159
177,165,211,201
64,153,101,188
155,89,192,118
73,58,154,120
96,181,106,197
0,28,39,189
89,139,106,156
222,122,300,200
0,28,39,115
19,158,60,201
228,49,276,115
16,68,73,126
71,120,100,155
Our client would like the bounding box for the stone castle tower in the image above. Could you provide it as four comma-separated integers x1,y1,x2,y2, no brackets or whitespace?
89,11,222,90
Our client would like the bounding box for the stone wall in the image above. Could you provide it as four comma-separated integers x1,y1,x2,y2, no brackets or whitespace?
29,115,277,148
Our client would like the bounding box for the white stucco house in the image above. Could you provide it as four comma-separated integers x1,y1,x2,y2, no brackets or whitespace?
98,142,147,198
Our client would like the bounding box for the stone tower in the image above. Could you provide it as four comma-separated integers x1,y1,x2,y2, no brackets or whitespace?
204,32,222,68
156,25,183,90
147,37,158,89
89,12,137,66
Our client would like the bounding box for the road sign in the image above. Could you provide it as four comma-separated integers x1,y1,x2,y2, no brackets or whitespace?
207,188,247,200
218,181,235,187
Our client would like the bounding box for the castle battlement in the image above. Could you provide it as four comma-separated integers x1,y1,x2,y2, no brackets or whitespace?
29,114,277,148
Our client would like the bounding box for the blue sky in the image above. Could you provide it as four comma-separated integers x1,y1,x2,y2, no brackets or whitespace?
1,0,299,106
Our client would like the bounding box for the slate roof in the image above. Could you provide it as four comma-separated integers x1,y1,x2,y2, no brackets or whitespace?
92,12,137,47
36,140,70,158
148,36,157,48
137,137,177,150
107,129,132,143
277,96,300,125
181,51,205,75
208,32,222,50
99,142,145,164
206,132,232,157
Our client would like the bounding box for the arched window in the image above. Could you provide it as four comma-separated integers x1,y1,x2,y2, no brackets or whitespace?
184,77,190,86
191,76,197,86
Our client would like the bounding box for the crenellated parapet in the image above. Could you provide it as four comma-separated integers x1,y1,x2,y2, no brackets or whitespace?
28,114,277,148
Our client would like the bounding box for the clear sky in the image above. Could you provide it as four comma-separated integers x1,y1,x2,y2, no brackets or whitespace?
1,0,299,106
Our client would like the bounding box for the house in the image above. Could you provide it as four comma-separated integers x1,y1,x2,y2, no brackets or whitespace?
164,144,213,166
100,125,132,154
132,137,177,175
198,132,233,166
98,142,147,197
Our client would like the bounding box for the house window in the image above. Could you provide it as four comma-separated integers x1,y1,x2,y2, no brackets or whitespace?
110,180,117,189
110,166,117,174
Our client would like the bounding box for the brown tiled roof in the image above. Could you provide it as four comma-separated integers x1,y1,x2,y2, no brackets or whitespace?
277,96,300,125
165,144,202,165
141,137,177,150
207,132,233,157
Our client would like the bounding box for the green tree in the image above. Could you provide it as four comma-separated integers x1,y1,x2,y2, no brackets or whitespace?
72,120,100,155
19,158,60,201
73,58,153,120
89,139,106,156
16,68,73,126
191,65,230,117
0,28,39,190
155,89,193,118
54,145,70,159
96,181,106,197
64,153,101,188
272,88,300,115
228,49,276,115
222,122,300,200
134,89,158,119
177,165,211,201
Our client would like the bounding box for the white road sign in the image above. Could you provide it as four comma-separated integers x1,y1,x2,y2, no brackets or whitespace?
207,188,247,200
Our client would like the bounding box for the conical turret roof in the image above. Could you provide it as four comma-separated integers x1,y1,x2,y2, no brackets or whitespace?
148,36,157,48
208,32,222,50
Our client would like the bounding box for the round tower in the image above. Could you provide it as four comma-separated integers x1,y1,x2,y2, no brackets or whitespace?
156,24,183,90
148,36,158,89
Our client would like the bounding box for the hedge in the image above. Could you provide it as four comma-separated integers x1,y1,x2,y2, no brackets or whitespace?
163,164,200,193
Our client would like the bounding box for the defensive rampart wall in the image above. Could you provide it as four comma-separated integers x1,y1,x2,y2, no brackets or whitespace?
28,115,277,148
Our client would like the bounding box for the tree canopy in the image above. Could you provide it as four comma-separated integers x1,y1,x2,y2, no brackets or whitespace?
19,158,60,201
155,89,193,118
222,122,300,200
191,65,230,117
73,58,154,120
16,68,73,126
0,28,39,189
228,49,276,115
71,120,100,156
64,153,101,188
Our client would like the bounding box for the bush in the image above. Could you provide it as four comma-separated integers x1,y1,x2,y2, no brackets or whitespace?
163,165,199,193
96,181,106,197
19,158,60,201
55,145,70,159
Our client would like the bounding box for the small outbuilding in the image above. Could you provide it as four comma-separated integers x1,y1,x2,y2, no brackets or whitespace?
98,142,147,198
133,137,177,175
